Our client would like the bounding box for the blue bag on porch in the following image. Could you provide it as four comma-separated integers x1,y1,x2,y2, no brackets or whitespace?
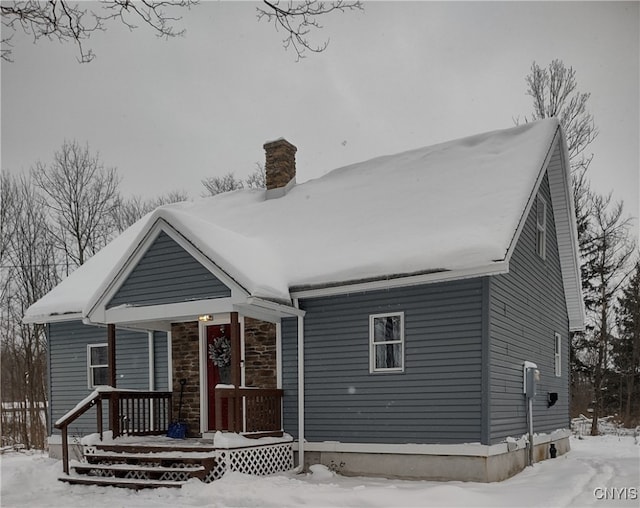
167,421,187,439
167,379,187,439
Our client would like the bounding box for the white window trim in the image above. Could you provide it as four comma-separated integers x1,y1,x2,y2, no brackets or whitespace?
554,333,562,377
369,312,405,373
536,194,547,260
87,343,108,389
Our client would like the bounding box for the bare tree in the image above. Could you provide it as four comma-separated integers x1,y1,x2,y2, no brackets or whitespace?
32,140,120,269
2,0,362,62
245,162,266,189
524,60,598,172
112,189,190,233
257,0,363,60
1,0,197,62
576,193,635,434
202,163,266,197
1,173,58,449
201,172,245,197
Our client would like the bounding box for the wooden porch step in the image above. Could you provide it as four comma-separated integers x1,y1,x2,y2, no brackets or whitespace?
59,474,186,489
71,461,205,474
90,443,216,454
85,449,217,461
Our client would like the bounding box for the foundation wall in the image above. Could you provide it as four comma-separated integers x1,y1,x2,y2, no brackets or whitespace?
299,436,570,483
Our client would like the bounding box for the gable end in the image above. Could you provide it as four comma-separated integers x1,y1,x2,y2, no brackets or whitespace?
107,231,232,308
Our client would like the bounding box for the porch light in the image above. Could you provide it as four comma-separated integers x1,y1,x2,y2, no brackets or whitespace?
198,314,213,322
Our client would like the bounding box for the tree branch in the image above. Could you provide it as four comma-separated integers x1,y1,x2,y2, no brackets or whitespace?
257,0,363,60
1,0,197,62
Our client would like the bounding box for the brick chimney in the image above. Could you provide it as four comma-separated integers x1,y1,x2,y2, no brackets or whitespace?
264,138,297,199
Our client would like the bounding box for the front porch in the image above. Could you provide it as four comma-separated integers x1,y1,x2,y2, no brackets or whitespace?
53,308,298,487
63,432,294,489
54,387,293,488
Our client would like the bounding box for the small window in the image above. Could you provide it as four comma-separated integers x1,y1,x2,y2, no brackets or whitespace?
536,194,547,259
554,333,561,377
87,344,108,388
370,312,404,373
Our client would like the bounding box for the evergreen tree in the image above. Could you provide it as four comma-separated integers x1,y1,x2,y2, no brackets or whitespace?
614,259,640,426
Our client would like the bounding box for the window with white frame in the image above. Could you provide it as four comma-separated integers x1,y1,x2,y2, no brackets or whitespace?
536,194,547,259
370,312,404,373
554,333,562,377
87,344,108,388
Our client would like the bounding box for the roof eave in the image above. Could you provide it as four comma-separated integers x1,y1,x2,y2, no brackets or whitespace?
290,262,510,299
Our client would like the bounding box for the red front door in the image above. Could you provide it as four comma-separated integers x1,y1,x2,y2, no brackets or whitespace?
206,324,230,430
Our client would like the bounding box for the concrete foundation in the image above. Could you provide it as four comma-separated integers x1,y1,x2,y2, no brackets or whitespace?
47,435,83,462
298,436,570,483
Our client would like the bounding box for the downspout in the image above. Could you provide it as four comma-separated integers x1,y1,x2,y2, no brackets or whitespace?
294,298,305,471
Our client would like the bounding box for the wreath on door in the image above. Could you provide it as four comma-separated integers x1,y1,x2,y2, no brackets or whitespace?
208,334,231,368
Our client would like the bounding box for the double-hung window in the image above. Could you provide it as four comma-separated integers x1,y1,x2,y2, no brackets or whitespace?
87,344,108,388
536,194,547,259
370,312,404,373
554,333,562,377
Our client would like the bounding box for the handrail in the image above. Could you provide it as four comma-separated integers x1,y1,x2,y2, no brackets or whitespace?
54,389,172,476
54,391,102,475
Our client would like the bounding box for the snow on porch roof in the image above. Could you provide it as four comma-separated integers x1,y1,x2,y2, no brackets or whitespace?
24,118,568,323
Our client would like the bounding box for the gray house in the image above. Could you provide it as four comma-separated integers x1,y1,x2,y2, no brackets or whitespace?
25,118,584,485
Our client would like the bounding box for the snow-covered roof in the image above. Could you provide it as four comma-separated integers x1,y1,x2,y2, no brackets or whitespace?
24,118,583,328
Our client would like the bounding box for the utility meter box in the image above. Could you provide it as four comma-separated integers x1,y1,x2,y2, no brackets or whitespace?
523,361,539,398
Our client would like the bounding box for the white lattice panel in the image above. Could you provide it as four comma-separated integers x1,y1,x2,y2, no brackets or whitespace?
202,443,293,483
228,442,294,476
204,451,228,483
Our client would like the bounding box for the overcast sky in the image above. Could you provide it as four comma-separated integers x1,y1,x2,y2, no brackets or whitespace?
2,1,638,236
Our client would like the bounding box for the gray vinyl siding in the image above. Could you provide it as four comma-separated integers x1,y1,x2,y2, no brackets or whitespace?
281,317,298,437
489,162,570,443
284,280,485,444
153,331,169,391
108,231,231,308
47,321,169,436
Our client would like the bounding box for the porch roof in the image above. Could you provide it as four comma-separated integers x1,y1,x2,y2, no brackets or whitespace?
24,118,584,329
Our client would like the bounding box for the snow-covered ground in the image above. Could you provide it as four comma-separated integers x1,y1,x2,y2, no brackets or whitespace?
1,435,638,508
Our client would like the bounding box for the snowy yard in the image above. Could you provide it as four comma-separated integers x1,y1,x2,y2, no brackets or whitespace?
1,435,638,508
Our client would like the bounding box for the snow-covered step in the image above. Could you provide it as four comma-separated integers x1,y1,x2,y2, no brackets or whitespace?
71,461,205,474
72,443,219,488
84,449,217,460
59,474,186,489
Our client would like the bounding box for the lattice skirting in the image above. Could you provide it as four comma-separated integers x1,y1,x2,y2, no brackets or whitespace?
204,442,294,483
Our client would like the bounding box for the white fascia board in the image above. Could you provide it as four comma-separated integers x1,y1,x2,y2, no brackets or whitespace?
243,297,306,317
22,312,83,325
104,297,244,325
290,262,509,300
554,131,586,331
87,218,249,324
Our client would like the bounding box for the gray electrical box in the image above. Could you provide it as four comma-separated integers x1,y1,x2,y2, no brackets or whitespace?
523,361,539,398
